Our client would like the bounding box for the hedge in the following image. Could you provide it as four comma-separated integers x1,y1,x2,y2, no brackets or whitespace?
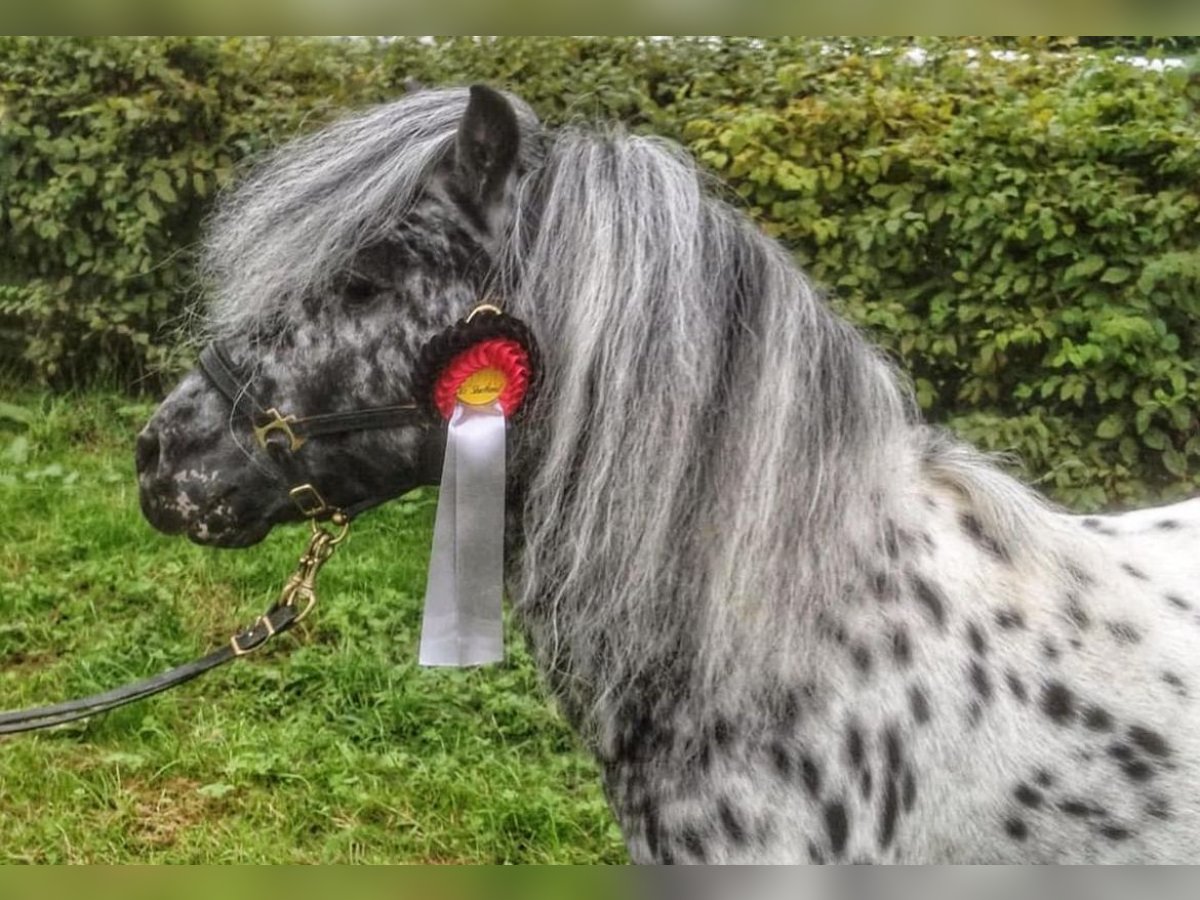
2,36,1198,509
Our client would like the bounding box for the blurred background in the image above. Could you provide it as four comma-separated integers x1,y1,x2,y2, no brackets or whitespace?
0,36,1198,863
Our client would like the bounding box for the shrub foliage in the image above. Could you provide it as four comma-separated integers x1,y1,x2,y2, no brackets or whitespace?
2,36,1198,507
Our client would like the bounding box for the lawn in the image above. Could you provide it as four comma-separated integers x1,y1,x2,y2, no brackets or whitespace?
0,389,624,863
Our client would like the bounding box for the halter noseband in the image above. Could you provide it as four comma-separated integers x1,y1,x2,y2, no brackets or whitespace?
197,342,429,521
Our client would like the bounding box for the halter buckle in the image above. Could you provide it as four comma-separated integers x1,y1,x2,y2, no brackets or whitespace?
466,302,504,322
289,483,329,518
254,408,306,453
229,614,277,657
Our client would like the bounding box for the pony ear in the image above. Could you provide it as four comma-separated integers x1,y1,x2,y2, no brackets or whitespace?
453,84,520,208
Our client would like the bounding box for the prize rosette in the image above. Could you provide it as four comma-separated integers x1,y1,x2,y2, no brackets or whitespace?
414,305,538,421
413,306,538,668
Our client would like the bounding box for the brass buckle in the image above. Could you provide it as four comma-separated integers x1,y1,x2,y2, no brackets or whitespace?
289,483,328,518
254,408,306,452
229,614,277,657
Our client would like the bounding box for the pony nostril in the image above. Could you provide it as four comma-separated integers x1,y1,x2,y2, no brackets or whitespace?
135,429,160,477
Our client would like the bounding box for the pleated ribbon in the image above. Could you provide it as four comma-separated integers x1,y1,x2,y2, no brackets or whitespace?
418,401,507,666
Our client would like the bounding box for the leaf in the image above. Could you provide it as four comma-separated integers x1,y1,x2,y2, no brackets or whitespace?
135,191,161,223
1100,266,1131,284
150,169,177,202
1065,255,1106,282
0,402,34,426
1134,406,1154,435
1162,447,1188,478
914,377,936,410
1168,404,1193,431
1144,428,1168,450
1095,414,1125,440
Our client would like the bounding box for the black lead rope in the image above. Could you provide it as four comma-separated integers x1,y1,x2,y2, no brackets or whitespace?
0,517,344,735
0,605,301,735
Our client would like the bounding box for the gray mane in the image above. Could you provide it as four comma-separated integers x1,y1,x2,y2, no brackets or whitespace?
502,126,1073,715
505,129,920,704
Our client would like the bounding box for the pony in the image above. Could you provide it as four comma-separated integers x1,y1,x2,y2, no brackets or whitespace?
136,85,1200,863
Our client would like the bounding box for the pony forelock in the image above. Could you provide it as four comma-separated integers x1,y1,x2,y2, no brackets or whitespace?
198,87,541,342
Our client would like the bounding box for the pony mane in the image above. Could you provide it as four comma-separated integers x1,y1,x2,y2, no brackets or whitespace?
199,87,542,341
504,129,926,705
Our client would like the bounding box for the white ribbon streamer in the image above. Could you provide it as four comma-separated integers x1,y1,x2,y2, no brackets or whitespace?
418,402,507,667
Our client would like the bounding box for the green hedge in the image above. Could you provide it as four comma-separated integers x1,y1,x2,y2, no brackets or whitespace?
0,37,397,385
2,37,1199,508
685,40,1200,507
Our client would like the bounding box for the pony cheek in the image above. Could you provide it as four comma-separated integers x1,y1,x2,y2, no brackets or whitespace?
302,427,446,509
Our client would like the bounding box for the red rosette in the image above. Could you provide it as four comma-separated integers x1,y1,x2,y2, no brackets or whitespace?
432,337,532,420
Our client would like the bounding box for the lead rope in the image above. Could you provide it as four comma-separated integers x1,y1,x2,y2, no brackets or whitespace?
0,513,348,735
231,511,349,654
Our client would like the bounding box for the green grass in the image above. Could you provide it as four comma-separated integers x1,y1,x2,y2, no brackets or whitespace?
0,389,625,863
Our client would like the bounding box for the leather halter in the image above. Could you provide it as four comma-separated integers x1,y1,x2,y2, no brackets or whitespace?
198,342,430,521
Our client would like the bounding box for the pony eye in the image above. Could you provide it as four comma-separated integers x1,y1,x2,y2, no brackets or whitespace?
343,275,378,305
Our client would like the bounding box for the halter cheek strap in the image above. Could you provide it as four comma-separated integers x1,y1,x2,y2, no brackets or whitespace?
197,303,539,524
197,343,430,521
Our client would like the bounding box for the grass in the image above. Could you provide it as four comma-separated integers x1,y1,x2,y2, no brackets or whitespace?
0,389,625,863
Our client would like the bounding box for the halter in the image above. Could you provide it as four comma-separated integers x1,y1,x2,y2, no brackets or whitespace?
196,302,537,523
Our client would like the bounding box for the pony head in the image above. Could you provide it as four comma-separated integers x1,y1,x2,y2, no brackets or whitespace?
136,86,540,546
